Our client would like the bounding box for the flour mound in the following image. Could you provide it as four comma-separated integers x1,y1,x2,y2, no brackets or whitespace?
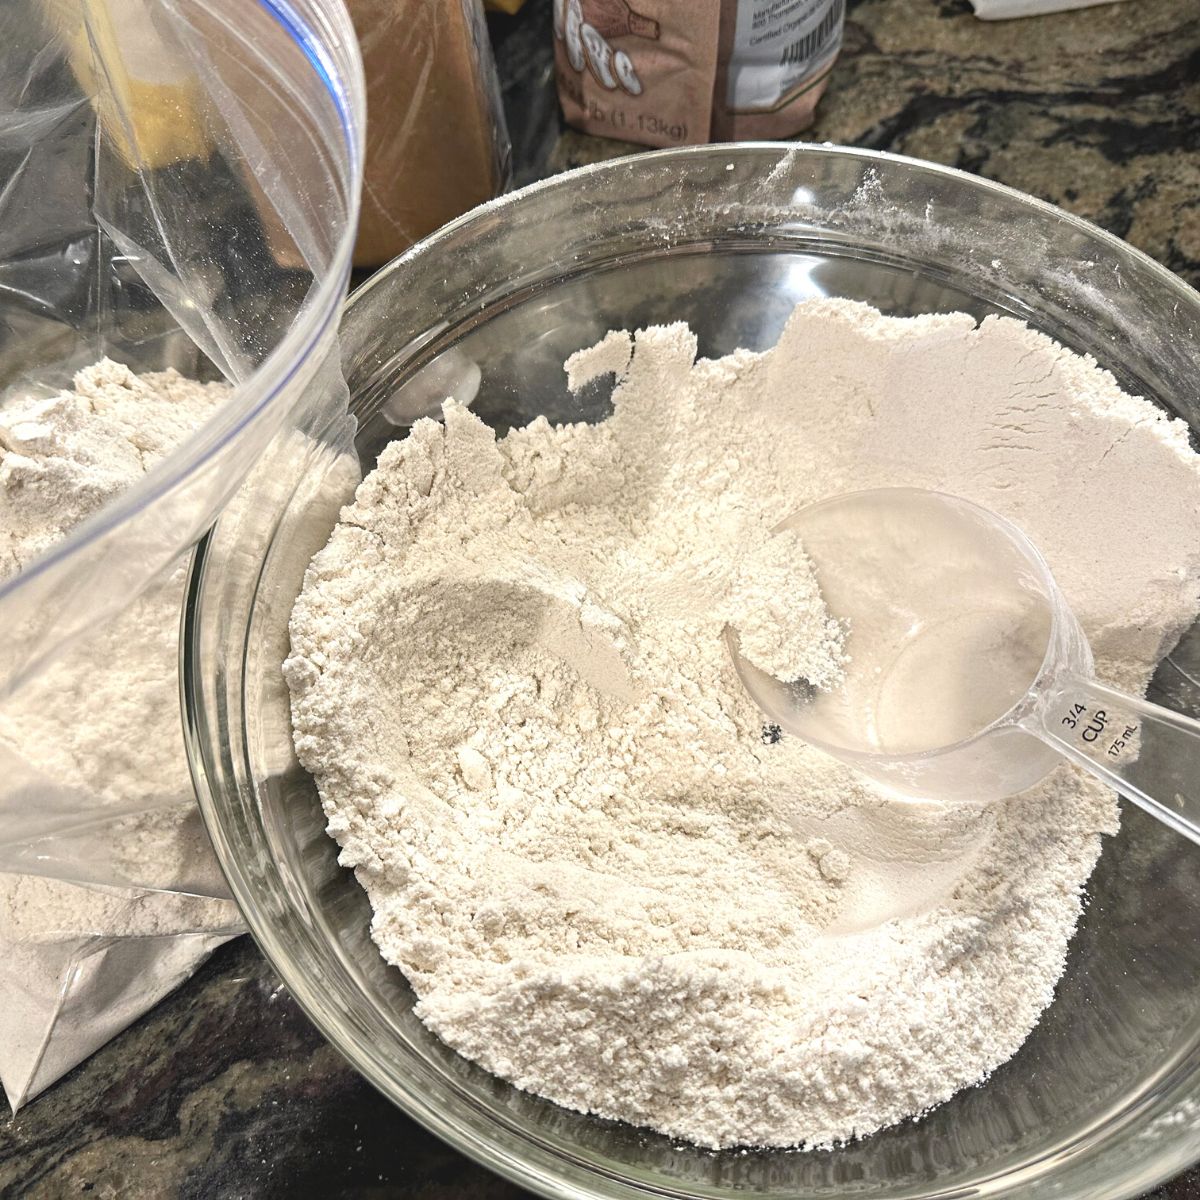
286,300,1200,1149
0,359,234,873
0,359,229,570
0,358,239,1109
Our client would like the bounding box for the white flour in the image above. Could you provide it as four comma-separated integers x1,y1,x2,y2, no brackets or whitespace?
726,526,846,687
0,359,240,1109
287,300,1200,1149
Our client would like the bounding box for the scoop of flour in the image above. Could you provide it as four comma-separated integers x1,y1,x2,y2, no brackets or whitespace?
726,527,846,687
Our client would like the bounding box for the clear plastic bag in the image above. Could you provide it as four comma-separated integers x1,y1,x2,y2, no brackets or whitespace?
0,0,364,1108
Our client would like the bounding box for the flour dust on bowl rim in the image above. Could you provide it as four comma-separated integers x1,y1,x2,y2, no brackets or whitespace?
185,144,1200,1200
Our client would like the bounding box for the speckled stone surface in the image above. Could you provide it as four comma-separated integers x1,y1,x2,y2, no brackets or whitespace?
3,0,1199,1196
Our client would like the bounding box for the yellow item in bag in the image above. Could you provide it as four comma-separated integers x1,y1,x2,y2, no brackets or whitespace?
41,0,212,170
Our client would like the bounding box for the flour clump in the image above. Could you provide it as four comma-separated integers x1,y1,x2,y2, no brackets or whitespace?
286,300,1200,1149
726,527,846,687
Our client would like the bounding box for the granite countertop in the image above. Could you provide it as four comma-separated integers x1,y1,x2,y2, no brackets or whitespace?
3,0,1199,1196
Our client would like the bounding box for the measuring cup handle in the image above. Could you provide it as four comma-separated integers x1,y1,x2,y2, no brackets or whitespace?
1028,671,1200,847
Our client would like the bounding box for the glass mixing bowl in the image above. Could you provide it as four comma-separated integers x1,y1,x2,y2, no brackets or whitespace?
184,145,1200,1200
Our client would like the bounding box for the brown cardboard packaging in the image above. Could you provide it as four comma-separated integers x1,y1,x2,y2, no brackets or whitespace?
346,0,511,267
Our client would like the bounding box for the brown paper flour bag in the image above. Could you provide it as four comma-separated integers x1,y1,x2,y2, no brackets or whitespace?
554,0,844,146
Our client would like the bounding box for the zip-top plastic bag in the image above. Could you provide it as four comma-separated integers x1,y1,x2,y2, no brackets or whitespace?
0,0,364,1109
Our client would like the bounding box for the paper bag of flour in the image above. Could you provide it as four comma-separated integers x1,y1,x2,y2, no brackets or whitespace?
554,0,844,145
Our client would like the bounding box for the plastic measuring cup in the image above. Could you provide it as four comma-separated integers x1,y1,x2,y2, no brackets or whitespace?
726,487,1200,843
